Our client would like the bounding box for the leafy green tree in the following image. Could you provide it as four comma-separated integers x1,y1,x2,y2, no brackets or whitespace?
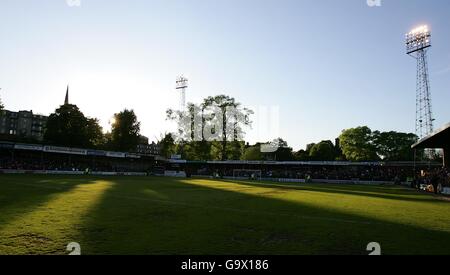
227,141,245,160
44,104,103,148
167,103,203,142
339,126,379,161
305,143,316,155
242,144,263,160
294,149,309,161
292,143,316,161
111,109,141,152
177,141,195,160
334,138,346,160
263,138,294,161
309,140,336,161
86,118,105,148
158,133,177,158
167,104,214,160
202,95,253,161
167,95,253,161
373,131,418,161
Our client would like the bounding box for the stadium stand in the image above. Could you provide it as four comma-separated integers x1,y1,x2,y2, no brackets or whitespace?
0,141,158,174
412,122,450,168
166,159,446,186
412,122,450,194
1,141,448,193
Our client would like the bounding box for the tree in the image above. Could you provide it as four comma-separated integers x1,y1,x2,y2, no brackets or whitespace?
309,140,336,161
226,141,245,160
86,118,105,148
167,103,203,143
305,143,316,156
339,126,379,161
44,104,103,148
294,149,309,161
0,96,4,112
167,95,253,161
262,138,294,161
334,138,346,160
158,133,177,159
242,144,263,161
201,95,253,161
111,109,141,152
373,131,418,161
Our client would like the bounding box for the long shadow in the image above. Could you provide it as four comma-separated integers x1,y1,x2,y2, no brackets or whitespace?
223,179,444,204
0,175,93,227
76,176,450,255
0,175,118,255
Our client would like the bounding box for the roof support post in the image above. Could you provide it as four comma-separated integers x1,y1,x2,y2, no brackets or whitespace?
444,147,449,168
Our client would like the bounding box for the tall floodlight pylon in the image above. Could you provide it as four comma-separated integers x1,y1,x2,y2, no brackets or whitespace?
176,76,188,111
406,25,435,140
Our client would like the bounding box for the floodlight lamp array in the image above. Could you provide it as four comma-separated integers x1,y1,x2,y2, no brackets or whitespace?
406,25,431,54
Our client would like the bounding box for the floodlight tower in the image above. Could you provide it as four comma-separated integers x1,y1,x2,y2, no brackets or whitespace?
176,76,188,111
405,25,435,140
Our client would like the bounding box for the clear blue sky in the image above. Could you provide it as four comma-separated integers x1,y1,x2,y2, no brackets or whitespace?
0,0,449,150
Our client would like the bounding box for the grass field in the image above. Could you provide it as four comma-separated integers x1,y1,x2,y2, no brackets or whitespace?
1,174,450,255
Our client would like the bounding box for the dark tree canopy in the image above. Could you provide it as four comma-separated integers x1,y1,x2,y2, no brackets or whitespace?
86,118,105,148
167,94,253,161
373,131,418,161
294,149,309,161
202,95,253,161
309,140,337,161
44,104,103,148
263,138,294,161
242,144,264,161
111,109,141,152
158,133,177,159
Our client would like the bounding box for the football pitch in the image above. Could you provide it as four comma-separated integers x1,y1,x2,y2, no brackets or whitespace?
1,175,450,255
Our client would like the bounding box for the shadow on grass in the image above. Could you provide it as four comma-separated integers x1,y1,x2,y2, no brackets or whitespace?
75,177,450,255
0,175,97,229
223,179,444,204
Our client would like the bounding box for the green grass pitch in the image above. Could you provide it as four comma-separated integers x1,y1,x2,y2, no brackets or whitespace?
1,174,450,255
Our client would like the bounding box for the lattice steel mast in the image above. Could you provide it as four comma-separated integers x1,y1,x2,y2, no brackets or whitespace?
406,25,435,139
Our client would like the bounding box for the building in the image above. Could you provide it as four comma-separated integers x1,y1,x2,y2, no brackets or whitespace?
0,110,47,141
136,135,160,156
412,122,450,168
0,86,70,142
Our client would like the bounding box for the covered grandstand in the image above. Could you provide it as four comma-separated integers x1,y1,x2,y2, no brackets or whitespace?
0,141,160,175
412,122,450,168
1,139,446,185
166,159,441,185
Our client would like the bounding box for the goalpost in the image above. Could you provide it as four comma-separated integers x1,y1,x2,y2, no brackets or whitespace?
232,169,262,180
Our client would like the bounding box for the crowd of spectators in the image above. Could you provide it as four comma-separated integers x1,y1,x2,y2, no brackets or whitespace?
191,164,415,182
413,167,450,193
2,150,449,193
187,163,450,191
0,151,153,173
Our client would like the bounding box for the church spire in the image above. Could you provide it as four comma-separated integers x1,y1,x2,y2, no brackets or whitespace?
64,85,69,105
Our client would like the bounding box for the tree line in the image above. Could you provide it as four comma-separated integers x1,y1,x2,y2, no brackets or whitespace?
1,93,421,160
43,104,141,152
161,128,418,162
162,95,420,162
0,94,142,152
